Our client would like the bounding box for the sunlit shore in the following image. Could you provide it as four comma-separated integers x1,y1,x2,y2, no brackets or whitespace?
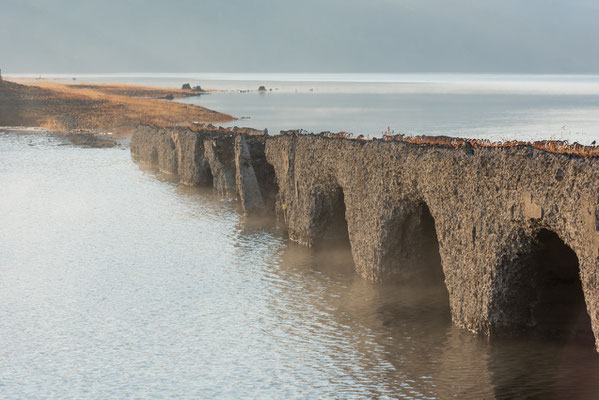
0,79,234,136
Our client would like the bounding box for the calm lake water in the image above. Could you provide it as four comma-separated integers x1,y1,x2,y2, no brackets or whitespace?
12,73,599,144
2,130,599,399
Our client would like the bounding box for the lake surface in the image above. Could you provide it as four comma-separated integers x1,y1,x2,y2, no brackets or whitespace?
2,130,599,399
11,73,599,144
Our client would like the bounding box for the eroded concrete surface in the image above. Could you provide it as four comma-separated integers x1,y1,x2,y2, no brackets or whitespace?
131,126,599,350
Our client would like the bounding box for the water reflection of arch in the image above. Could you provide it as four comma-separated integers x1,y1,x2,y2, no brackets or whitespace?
268,241,459,397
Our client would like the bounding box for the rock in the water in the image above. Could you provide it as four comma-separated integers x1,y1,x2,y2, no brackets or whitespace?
258,86,267,91
182,83,192,90
193,86,203,92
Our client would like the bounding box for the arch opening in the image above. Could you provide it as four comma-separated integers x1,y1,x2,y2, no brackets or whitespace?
150,148,159,165
383,202,450,323
195,162,214,188
256,161,279,213
386,202,445,284
317,186,350,248
244,139,279,214
507,229,593,343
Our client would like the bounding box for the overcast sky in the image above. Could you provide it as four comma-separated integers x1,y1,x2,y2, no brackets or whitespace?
2,0,599,74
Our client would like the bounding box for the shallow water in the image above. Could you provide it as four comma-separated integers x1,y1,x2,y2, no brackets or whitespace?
2,130,599,399
11,73,599,144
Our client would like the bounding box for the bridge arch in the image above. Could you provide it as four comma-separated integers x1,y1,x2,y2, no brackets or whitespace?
313,180,350,247
253,156,279,214
201,163,214,188
491,227,593,343
381,200,445,283
149,147,159,164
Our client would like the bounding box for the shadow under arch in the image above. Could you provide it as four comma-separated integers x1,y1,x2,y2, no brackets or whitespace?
494,228,593,344
255,159,279,213
244,138,279,214
197,162,214,188
149,148,159,164
313,182,350,248
384,201,446,284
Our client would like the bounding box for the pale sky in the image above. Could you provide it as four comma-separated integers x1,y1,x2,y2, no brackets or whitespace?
2,0,599,74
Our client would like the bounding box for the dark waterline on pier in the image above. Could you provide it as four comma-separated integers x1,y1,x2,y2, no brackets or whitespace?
1,130,599,398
